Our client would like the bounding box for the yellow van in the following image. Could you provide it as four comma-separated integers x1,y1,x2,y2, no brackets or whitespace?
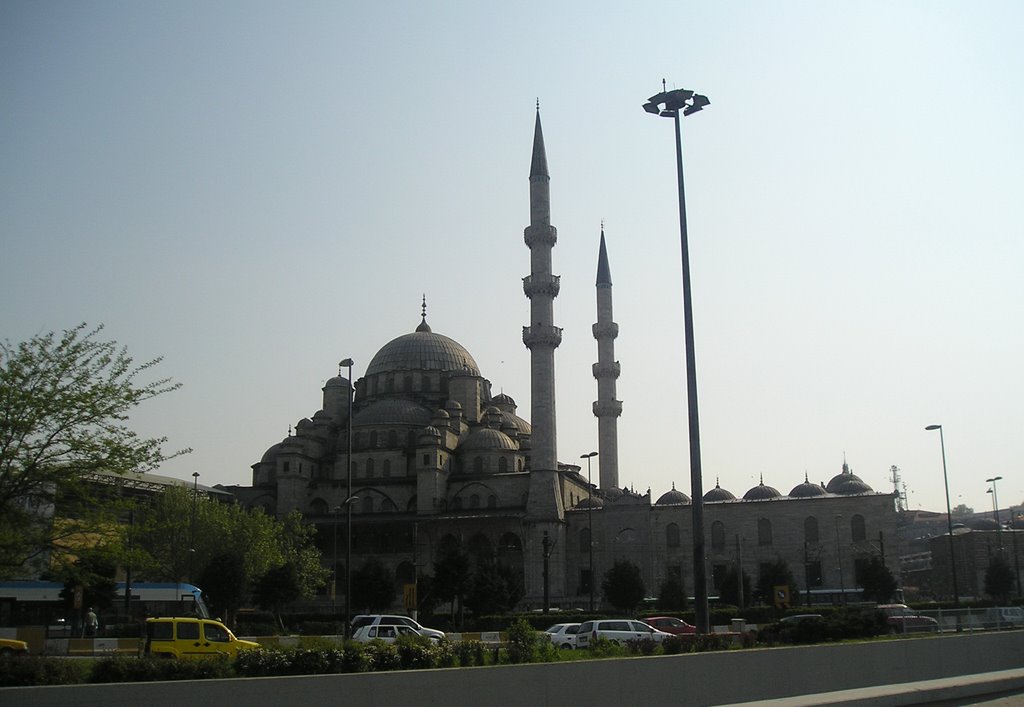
144,617,259,659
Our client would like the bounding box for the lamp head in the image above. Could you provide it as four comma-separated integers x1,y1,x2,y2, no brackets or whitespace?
925,424,941,431
340,358,354,368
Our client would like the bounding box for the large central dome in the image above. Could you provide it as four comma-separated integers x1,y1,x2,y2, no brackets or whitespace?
365,318,480,378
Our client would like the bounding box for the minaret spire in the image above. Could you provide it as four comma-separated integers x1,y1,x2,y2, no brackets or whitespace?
522,107,562,518
593,226,622,489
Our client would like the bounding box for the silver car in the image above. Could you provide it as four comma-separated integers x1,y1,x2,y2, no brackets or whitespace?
543,622,581,649
575,619,672,648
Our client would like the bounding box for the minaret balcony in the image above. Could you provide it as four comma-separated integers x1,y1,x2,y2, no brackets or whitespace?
523,274,561,298
592,361,621,379
592,399,623,417
524,224,558,248
522,325,563,349
592,321,619,339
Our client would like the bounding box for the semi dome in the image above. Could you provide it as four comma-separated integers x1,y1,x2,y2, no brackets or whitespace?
656,486,691,505
704,481,736,502
789,474,828,498
352,399,432,427
743,477,782,500
460,427,518,452
966,517,1000,531
366,320,480,378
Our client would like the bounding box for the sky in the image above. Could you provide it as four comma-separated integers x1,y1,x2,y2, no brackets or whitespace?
2,1,1022,517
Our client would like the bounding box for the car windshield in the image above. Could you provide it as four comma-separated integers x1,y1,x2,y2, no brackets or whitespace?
544,624,564,633
566,625,579,634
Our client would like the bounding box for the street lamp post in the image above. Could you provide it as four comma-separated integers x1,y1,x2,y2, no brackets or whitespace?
926,424,960,605
332,505,341,610
643,82,711,634
189,471,199,584
835,515,845,604
987,476,1003,550
341,358,355,638
580,451,598,612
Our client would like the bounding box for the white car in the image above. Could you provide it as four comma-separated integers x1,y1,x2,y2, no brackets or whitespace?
349,614,446,641
575,619,672,648
352,623,424,643
543,622,581,649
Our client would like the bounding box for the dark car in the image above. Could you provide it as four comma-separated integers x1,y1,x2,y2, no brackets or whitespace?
642,616,697,635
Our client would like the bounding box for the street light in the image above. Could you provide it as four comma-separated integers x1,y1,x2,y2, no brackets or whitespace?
926,424,960,605
834,515,845,604
643,81,711,634
987,476,1003,549
189,471,199,584
341,357,355,638
580,451,598,612
332,495,359,618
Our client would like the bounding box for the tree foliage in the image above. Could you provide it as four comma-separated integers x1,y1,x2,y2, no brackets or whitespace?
755,557,797,606
657,575,688,611
859,555,898,604
351,557,395,613
0,324,185,577
464,561,524,616
252,562,302,630
602,559,645,612
985,554,1014,603
717,566,752,608
432,549,472,618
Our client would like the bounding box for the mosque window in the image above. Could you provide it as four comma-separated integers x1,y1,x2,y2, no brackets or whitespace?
422,454,429,466
310,499,328,515
283,461,290,473
369,431,378,448
518,459,524,471
851,514,866,542
498,457,508,473
487,495,497,508
382,498,396,513
366,458,375,478
470,494,480,509
804,516,820,544
362,496,374,514
388,430,398,447
353,432,362,448
383,459,391,478
386,376,394,392
666,523,681,548
711,521,725,553
453,497,463,510
403,375,413,392
758,518,773,546
580,527,591,554
350,461,358,476
473,457,484,474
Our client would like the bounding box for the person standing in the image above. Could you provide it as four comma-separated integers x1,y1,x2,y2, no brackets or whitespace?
85,608,98,637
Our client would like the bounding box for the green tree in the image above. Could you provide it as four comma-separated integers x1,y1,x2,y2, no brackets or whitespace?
717,566,752,607
755,557,797,606
197,553,247,622
0,324,185,577
252,562,302,631
53,550,118,631
433,549,472,621
602,559,645,612
859,555,898,604
657,575,688,611
985,554,1014,603
351,557,395,613
464,561,524,616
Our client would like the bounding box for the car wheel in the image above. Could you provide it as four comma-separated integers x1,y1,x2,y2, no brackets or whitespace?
561,643,572,650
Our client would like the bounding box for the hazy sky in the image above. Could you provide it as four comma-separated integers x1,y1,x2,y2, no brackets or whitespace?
3,1,1021,516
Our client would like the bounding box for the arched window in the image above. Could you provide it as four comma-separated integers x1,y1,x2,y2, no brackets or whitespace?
805,516,820,544
365,458,375,478
580,527,591,554
851,514,866,542
382,498,396,513
711,521,726,553
353,432,362,449
350,460,358,477
361,496,374,514
407,496,417,512
310,498,328,516
388,430,398,447
666,523,681,548
453,497,463,510
369,431,378,448
518,459,524,471
382,459,391,478
758,518,773,546
473,457,484,473
498,457,508,473
487,495,497,508
470,494,480,509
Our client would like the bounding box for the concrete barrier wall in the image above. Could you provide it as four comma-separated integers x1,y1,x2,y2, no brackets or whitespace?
4,631,1023,706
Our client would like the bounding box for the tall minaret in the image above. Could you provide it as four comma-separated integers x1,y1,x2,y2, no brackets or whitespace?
592,228,622,489
522,107,563,520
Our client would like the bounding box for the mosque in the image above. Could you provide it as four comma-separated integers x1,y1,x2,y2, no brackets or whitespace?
226,111,900,609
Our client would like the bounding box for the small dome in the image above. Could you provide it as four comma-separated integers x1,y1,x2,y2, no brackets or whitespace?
433,408,450,419
460,427,518,452
260,442,285,464
789,474,828,498
418,425,442,441
576,495,604,509
295,418,313,431
826,462,873,494
656,487,691,505
323,375,350,388
492,393,516,410
744,477,782,500
704,481,736,502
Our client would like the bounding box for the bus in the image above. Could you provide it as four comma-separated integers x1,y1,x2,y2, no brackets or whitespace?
0,580,210,631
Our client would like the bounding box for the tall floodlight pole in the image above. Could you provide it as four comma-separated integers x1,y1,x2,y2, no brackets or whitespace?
987,475,1003,549
581,451,598,611
926,424,960,605
189,471,199,584
643,83,711,634
332,505,341,610
342,358,355,638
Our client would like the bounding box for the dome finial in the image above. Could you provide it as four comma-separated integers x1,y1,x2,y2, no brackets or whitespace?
759,473,764,485
416,294,432,333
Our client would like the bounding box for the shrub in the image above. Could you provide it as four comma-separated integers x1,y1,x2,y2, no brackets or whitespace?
394,633,437,669
625,637,658,656
587,636,628,658
363,642,401,671
89,655,233,683
660,635,690,655
0,655,87,686
235,648,294,677
505,618,539,664
453,639,486,667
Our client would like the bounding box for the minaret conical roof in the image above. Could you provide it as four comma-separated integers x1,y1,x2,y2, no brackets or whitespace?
596,228,612,286
529,109,549,178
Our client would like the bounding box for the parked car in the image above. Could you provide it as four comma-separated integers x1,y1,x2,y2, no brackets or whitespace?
877,604,939,633
642,616,697,635
779,614,824,625
352,623,424,643
543,622,580,649
575,619,672,648
143,617,260,658
350,614,445,640
987,606,1024,628
0,637,29,656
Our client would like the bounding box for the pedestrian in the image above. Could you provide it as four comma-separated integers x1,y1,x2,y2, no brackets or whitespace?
86,608,98,637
